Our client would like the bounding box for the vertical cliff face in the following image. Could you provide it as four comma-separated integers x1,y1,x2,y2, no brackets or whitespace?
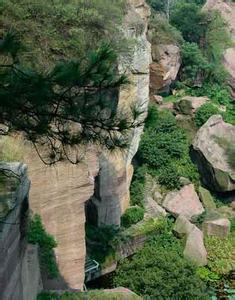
24,0,151,291
0,163,41,300
25,149,99,290
87,0,151,226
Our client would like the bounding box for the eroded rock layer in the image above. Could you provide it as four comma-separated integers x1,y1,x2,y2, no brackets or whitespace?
24,0,151,290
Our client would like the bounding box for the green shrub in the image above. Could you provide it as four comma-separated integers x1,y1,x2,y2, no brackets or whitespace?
0,0,126,69
85,224,120,266
27,214,58,278
138,106,199,190
197,267,221,283
121,206,144,228
130,166,147,207
195,103,219,127
114,232,209,300
205,233,235,275
158,164,181,190
180,42,210,85
148,14,183,46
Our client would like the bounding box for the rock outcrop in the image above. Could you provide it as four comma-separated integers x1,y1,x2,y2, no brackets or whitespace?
173,215,207,266
203,218,231,238
183,226,208,266
204,0,235,98
174,96,209,115
162,184,205,219
23,0,151,290
0,163,41,300
192,115,235,192
86,0,151,227
149,44,181,95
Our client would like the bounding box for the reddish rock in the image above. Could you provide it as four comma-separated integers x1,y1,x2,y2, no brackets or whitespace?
163,184,204,220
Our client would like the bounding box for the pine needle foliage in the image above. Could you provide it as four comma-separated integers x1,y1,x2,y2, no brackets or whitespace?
0,33,142,164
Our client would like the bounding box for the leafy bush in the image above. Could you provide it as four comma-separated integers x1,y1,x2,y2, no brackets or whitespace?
121,206,144,228
85,224,120,266
170,2,207,43
180,42,210,85
197,267,221,283
195,103,219,127
114,232,210,300
0,0,126,69
27,214,58,278
205,233,235,275
158,164,181,190
130,166,147,207
138,106,199,190
148,14,183,46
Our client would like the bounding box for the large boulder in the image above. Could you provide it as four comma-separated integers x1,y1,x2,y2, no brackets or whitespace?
192,115,235,192
174,96,209,115
203,218,231,238
173,215,195,238
162,184,204,219
174,215,208,266
198,186,216,210
149,44,181,94
183,227,208,266
145,197,167,218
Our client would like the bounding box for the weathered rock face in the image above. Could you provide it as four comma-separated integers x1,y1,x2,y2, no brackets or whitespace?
203,218,231,238
204,0,235,98
24,0,151,290
149,44,181,95
192,115,235,192
162,184,205,220
0,163,41,300
173,215,195,238
173,215,207,266
25,149,99,290
87,0,151,226
183,227,208,266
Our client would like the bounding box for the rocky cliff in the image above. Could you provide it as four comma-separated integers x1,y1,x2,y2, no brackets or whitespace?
0,163,42,300
205,0,235,98
24,0,151,291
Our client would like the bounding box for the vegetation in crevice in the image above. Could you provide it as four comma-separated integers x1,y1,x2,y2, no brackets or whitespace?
27,214,58,278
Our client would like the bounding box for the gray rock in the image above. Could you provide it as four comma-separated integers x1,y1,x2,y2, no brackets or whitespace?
174,96,209,115
145,197,167,218
183,227,208,266
192,115,235,192
203,218,231,238
173,215,195,238
198,186,216,210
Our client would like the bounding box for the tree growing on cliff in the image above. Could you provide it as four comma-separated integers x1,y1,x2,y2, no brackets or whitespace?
0,32,143,164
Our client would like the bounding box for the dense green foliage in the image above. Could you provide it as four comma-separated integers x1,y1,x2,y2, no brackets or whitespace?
205,233,235,275
0,0,126,69
130,166,147,207
0,32,138,164
86,224,120,267
114,229,209,300
27,214,58,278
121,206,145,228
195,103,219,127
138,105,199,189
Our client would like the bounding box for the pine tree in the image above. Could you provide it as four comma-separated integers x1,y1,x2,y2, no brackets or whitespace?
0,32,142,164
